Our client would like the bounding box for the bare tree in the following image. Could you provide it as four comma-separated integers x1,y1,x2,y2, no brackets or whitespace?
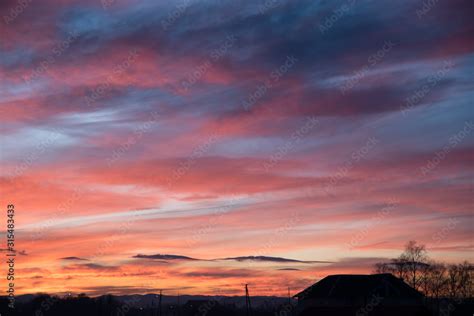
447,264,460,298
447,261,473,299
423,262,447,299
374,258,407,279
391,258,408,280
458,261,473,298
399,240,429,290
373,241,473,299
374,262,390,274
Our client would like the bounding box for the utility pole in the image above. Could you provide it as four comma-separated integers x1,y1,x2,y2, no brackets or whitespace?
159,290,162,316
177,290,181,316
288,286,291,305
245,284,252,316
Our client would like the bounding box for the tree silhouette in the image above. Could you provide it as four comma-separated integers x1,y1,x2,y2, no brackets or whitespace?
374,241,473,299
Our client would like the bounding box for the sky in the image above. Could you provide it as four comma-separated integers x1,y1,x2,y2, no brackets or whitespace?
0,0,473,297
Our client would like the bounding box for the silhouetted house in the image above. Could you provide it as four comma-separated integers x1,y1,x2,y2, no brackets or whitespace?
294,273,430,316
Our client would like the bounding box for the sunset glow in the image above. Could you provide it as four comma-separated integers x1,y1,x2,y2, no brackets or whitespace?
0,0,473,297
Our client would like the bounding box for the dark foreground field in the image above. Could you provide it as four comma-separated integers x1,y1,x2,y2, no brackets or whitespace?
1,294,472,316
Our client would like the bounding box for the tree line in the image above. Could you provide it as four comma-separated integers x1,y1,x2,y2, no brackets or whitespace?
374,240,473,299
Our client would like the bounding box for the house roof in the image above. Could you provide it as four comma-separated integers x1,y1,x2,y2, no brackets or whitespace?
294,273,423,300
